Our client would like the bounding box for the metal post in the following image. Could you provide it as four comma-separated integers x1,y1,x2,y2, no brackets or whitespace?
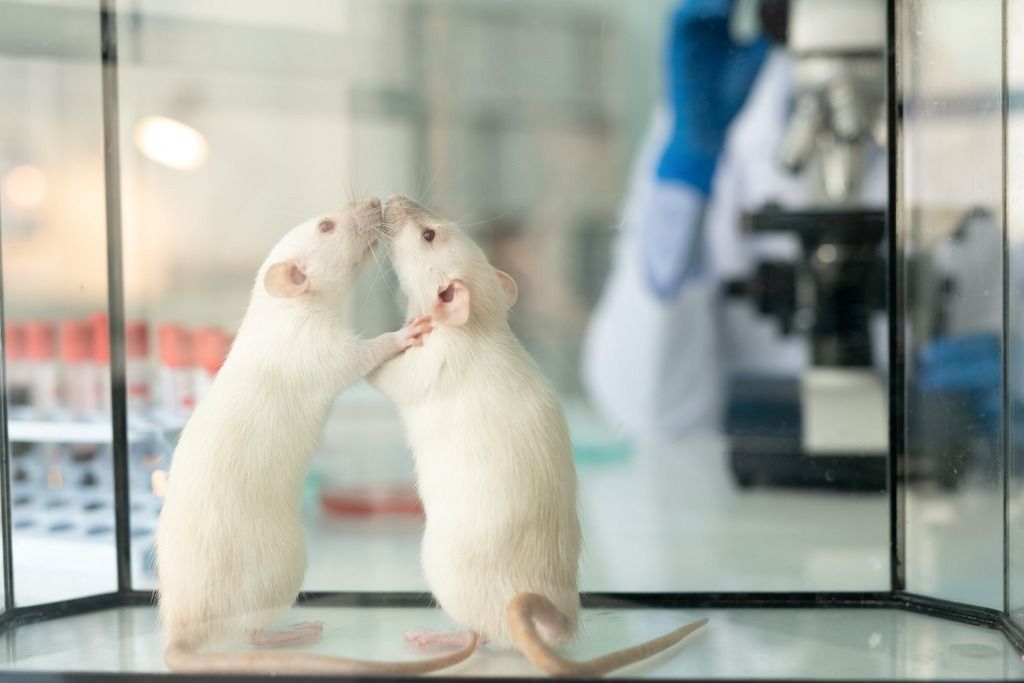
1001,0,1011,616
886,0,906,593
0,184,16,611
99,0,132,592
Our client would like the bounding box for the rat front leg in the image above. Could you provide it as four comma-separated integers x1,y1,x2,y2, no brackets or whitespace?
377,315,432,361
339,316,432,387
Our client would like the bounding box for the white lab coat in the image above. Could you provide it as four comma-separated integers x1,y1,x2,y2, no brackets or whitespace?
583,51,887,441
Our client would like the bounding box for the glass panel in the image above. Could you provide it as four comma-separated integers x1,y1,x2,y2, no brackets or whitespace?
579,0,893,591
113,1,391,591
0,0,119,604
899,0,1005,609
1007,0,1024,627
114,0,892,595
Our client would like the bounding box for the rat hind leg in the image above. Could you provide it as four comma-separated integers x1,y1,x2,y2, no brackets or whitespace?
236,527,310,648
404,629,485,650
248,621,325,648
506,593,574,645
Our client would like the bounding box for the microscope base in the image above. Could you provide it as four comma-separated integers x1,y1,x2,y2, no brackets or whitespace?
730,445,887,490
726,374,887,491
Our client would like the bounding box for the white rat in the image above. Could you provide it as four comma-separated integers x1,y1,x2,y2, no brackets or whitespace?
155,197,477,675
369,195,707,677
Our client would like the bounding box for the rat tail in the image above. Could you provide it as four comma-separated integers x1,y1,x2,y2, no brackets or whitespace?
506,592,706,678
164,633,477,675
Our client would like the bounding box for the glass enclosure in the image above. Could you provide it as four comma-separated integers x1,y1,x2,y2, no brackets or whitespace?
0,0,1021,679
1,0,118,606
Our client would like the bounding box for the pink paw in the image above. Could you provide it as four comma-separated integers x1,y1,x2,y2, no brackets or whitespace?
403,629,481,650
398,316,433,349
249,621,324,648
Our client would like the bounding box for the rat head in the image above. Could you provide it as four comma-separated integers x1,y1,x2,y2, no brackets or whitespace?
383,194,517,330
258,197,382,308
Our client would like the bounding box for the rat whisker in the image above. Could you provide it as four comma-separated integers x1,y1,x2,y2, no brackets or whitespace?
456,209,516,231
367,242,396,295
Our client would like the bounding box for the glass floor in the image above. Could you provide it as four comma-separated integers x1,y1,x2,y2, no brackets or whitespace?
0,605,1019,678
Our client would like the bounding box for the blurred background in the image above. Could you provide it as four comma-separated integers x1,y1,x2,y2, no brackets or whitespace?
0,0,1019,626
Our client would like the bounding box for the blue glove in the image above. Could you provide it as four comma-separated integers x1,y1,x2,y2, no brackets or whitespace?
637,0,769,302
917,332,1001,438
656,0,770,195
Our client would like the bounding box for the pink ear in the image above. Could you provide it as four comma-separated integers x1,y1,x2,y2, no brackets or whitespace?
264,260,309,298
495,270,518,307
433,279,471,326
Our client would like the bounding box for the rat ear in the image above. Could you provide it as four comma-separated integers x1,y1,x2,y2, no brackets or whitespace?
264,260,309,298
434,279,471,326
495,270,518,307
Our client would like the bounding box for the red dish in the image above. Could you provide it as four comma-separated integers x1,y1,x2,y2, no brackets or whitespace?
320,486,423,518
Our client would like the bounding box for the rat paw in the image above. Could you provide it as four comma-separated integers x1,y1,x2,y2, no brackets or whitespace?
397,316,433,350
403,629,481,650
248,621,324,648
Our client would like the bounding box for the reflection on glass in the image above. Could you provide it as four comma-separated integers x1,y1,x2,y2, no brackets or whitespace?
900,0,1006,609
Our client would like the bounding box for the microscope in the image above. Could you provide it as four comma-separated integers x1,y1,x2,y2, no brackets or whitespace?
725,0,890,489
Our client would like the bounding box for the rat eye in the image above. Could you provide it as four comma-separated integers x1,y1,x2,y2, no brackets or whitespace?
318,219,335,233
422,228,436,243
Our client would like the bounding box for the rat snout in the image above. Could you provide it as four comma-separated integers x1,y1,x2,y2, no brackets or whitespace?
354,197,383,235
359,196,381,218
383,194,429,234
385,194,408,207
384,194,411,219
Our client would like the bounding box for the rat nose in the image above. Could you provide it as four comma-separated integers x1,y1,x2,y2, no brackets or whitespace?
354,197,382,235
388,194,428,209
384,194,407,225
384,194,428,222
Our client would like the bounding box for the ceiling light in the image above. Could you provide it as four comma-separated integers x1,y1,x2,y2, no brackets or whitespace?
134,116,208,170
3,164,49,209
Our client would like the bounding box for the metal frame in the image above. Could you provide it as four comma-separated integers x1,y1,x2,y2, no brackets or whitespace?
886,0,905,597
99,0,133,595
0,675,1002,683
1002,0,1014,626
0,0,1023,678
0,170,14,615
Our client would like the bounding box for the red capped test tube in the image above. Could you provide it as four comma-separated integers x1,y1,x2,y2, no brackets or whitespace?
25,321,59,415
157,324,195,418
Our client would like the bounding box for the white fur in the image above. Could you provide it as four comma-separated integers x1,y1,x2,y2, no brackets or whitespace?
371,196,582,648
156,199,410,650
